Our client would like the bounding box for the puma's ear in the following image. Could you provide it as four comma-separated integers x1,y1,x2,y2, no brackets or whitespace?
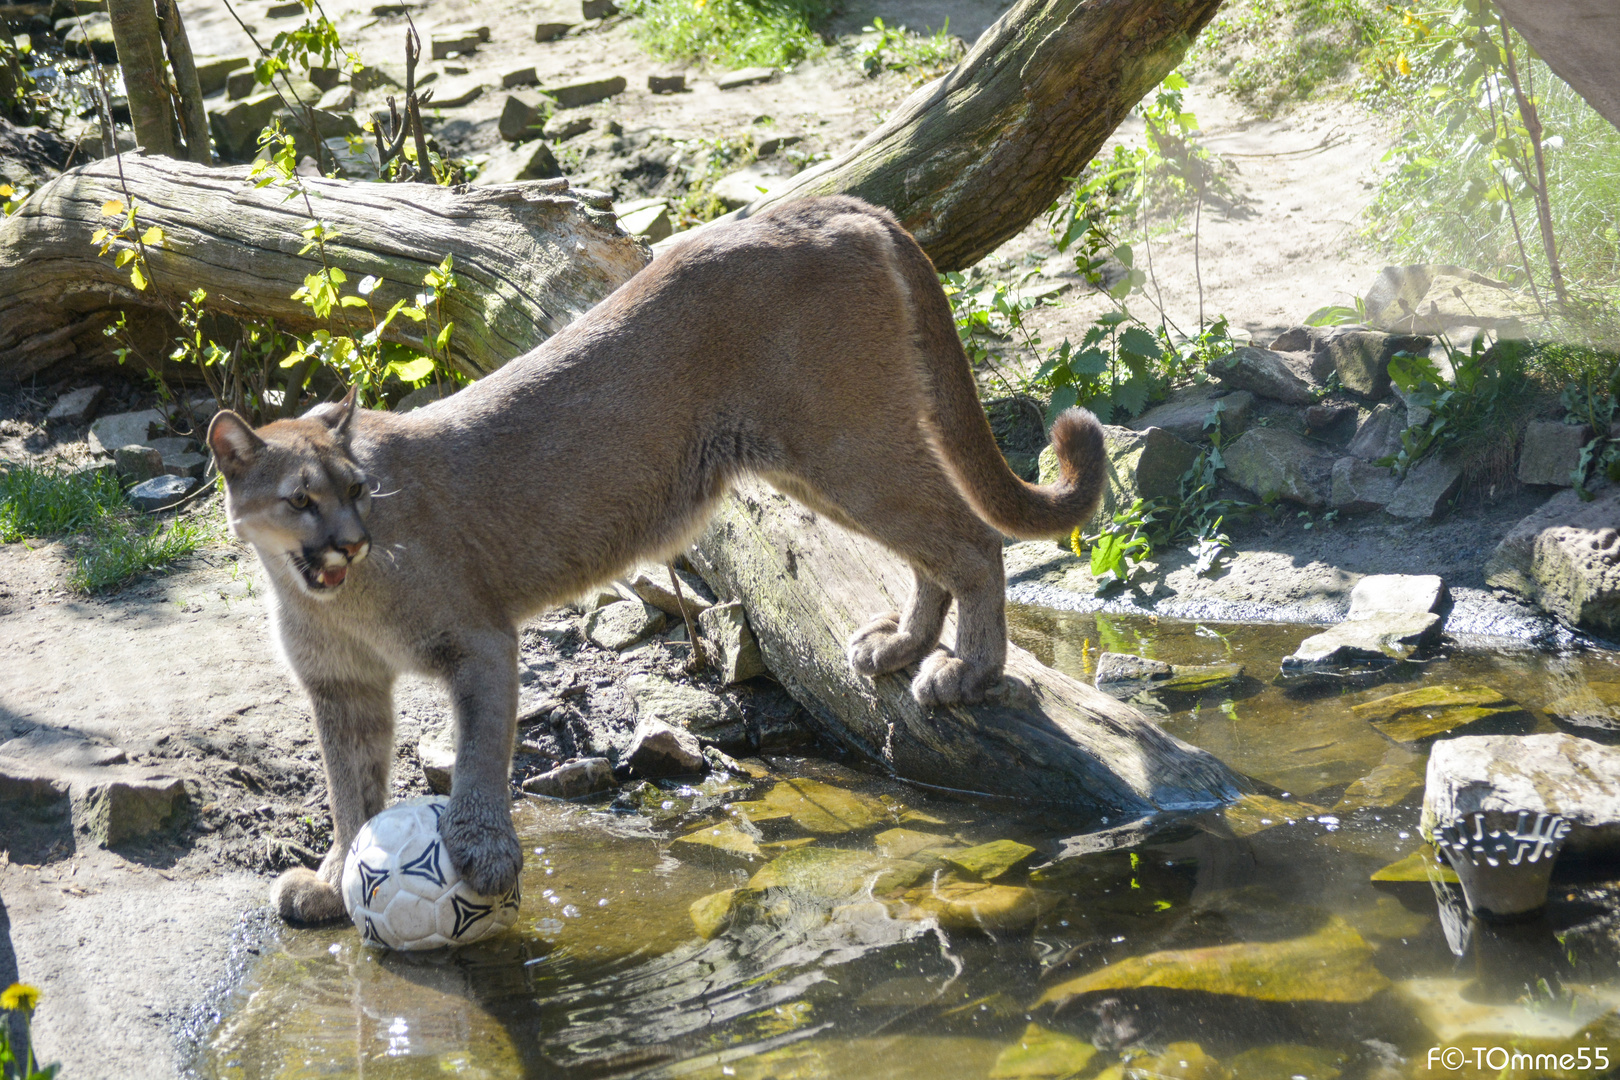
327,386,358,442
207,411,265,479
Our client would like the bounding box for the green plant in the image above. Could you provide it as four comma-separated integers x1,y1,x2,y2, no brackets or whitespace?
669,133,758,227
0,462,209,593
1076,498,1159,591
859,17,963,79
620,0,831,69
1560,359,1620,499
1381,332,1533,483
1187,0,1393,114
1,982,58,1080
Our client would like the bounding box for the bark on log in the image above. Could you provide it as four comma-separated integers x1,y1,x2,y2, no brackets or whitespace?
689,0,1224,272
0,157,651,381
690,479,1243,811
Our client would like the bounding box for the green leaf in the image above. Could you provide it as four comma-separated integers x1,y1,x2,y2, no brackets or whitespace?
1089,531,1126,578
388,356,436,382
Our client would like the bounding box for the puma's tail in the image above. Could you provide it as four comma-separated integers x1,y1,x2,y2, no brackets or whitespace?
883,209,1108,540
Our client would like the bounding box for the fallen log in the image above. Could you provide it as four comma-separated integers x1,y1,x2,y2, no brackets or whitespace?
691,479,1242,811
677,0,1225,272
0,156,651,382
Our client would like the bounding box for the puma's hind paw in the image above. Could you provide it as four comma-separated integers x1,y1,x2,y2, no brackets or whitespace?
847,613,939,676
441,792,524,898
271,866,347,924
910,651,1000,707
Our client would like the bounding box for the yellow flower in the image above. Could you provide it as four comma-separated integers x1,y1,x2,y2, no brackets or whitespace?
1,983,41,1012
1396,53,1412,76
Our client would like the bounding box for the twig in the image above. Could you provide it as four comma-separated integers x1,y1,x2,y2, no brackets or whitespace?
668,563,707,673
218,0,330,171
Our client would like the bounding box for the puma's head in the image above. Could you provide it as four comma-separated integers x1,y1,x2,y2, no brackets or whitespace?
207,390,373,597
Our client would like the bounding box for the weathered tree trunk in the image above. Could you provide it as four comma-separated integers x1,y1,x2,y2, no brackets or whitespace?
0,157,651,381
709,0,1225,271
153,0,211,164
107,0,178,158
691,480,1242,810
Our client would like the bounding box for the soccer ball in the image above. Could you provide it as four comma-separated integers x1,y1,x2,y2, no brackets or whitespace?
341,795,521,950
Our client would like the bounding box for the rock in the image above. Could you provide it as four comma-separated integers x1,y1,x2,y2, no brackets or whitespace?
1313,329,1429,400
1269,326,1312,352
1369,848,1456,883
1384,456,1462,520
873,827,953,859
1038,916,1389,1005
428,75,484,108
473,139,560,184
315,83,357,112
62,11,115,61
1303,402,1356,432
717,66,776,89
521,757,612,798
1351,684,1525,744
194,55,249,96
209,92,283,158
46,385,104,426
617,201,672,242
625,673,743,747
82,776,189,846
697,601,767,683
265,1,303,16
635,72,683,95
112,445,163,484
1280,612,1442,679
88,408,162,455
1038,423,1201,530
500,65,537,89
543,114,592,140
580,0,617,18
629,564,714,617
1345,402,1406,462
352,64,403,92
127,475,196,511
1486,486,1620,630
689,888,737,938
1227,1045,1346,1080
161,451,207,479
1348,573,1446,618
752,131,801,157
1223,794,1324,837
534,20,573,41
1529,522,1620,632
496,92,545,141
430,27,484,59
1394,977,1614,1047
1329,456,1398,514
1517,420,1592,486
225,68,258,99
1206,346,1316,405
1095,652,1169,686
990,1023,1099,1080
727,778,885,834
749,846,927,900
1128,384,1252,442
1421,732,1620,856
417,724,455,794
625,718,705,777
710,163,779,209
1093,652,1242,700
584,599,666,650
1362,264,1540,334
1221,427,1335,507
892,876,1051,932
670,820,763,861
941,839,1036,881
544,75,625,108
1544,682,1620,729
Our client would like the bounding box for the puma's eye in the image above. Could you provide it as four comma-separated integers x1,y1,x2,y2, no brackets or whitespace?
287,491,310,510
348,482,364,499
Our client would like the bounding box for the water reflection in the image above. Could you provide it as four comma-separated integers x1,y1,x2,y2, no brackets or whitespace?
195,612,1620,1079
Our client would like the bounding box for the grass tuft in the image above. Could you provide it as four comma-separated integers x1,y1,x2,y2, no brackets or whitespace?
620,0,832,70
0,461,211,593
1186,0,1392,115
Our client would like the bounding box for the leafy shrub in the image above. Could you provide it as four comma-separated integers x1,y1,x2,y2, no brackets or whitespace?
620,0,832,69
1187,0,1393,114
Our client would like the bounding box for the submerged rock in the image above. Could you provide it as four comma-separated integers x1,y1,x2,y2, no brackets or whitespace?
892,876,1053,932
727,777,888,834
748,845,927,900
689,888,737,939
1369,848,1458,883
1545,682,1620,729
873,827,954,860
1486,486,1620,633
1334,759,1424,810
1222,794,1324,837
1421,733,1620,856
989,1023,1098,1080
1394,976,1618,1045
1226,1044,1346,1080
1037,916,1389,1005
1351,684,1525,744
941,839,1037,881
1093,653,1243,699
670,820,763,862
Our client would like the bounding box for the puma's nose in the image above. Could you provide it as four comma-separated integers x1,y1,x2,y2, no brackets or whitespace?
340,539,369,560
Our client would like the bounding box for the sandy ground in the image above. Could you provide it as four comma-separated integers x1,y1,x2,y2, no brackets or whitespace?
0,4,1510,1075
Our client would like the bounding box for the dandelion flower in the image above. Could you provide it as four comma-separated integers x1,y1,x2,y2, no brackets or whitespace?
1,983,41,1012
1396,53,1412,77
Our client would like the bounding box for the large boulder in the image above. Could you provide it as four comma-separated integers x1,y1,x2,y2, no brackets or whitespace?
1485,486,1620,633
1206,346,1315,405
1038,423,1200,529
1311,329,1429,400
1384,456,1462,520
1362,264,1541,335
1345,402,1407,462
1517,419,1591,487
1127,384,1252,442
1421,733,1620,856
1330,456,1399,514
209,92,282,159
1221,427,1335,507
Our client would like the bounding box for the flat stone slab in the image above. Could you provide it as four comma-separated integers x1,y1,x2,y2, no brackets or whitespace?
521,757,611,799
1421,732,1620,855
716,66,776,89
629,564,714,618
544,75,626,108
1544,681,1620,730
89,408,163,455
1206,345,1316,405
128,474,196,511
1281,611,1441,678
46,385,105,425
1347,574,1446,618
1351,683,1526,745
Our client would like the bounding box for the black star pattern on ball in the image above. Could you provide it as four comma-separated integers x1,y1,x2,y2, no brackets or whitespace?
449,894,494,938
428,802,445,824
400,839,447,887
499,885,521,912
362,916,381,944
356,859,389,904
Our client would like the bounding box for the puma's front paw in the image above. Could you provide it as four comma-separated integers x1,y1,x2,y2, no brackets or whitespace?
271,866,347,924
911,651,1000,707
848,613,938,676
441,791,524,898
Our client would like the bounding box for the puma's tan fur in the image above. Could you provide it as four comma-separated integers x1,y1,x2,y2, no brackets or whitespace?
207,196,1106,924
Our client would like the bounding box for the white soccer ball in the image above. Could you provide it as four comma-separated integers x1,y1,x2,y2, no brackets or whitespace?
341,795,521,950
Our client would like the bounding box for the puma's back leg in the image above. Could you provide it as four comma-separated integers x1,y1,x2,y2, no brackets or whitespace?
848,569,952,677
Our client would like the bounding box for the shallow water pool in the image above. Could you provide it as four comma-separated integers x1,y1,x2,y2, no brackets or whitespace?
194,610,1620,1080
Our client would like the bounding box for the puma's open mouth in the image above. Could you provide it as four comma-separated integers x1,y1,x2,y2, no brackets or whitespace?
298,558,349,592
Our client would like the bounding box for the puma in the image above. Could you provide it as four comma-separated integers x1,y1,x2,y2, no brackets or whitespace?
207,196,1106,924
